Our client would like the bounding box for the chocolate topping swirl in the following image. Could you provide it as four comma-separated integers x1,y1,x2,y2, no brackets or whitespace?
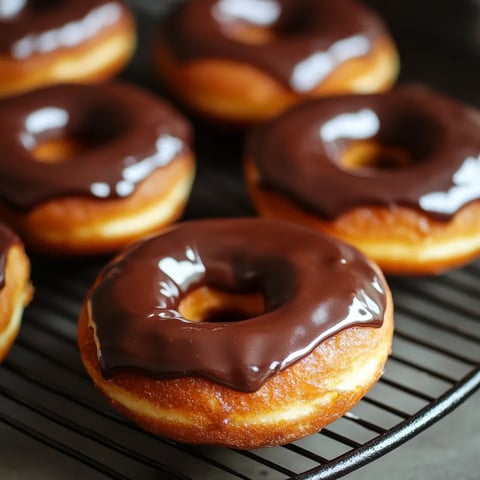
88,219,387,392
162,0,388,92
248,86,480,221
0,82,191,210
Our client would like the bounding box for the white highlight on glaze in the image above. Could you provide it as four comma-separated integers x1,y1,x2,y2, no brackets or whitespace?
212,0,280,26
90,182,111,198
280,288,380,370
25,107,69,135
309,291,380,330
371,276,384,295
320,109,380,142
11,3,122,59
122,136,182,184
116,134,183,196
158,246,206,289
419,154,480,214
19,132,36,150
291,35,371,92
89,135,183,199
0,0,26,19
115,180,134,197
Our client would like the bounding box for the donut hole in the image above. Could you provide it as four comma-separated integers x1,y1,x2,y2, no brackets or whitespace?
214,0,315,44
219,23,276,44
215,8,311,44
178,286,265,323
333,111,441,172
340,140,413,171
274,7,314,37
27,105,129,164
32,139,88,164
213,0,294,44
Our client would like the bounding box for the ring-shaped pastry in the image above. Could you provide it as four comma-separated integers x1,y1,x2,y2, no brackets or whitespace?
0,0,136,97
245,86,480,274
0,82,195,254
78,218,394,448
154,0,399,123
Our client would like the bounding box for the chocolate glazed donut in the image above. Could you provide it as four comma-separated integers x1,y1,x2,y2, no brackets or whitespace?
246,85,480,274
0,0,136,97
154,0,399,123
0,82,195,254
0,223,32,363
78,219,394,448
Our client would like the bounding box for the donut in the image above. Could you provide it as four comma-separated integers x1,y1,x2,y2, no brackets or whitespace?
0,223,32,363
153,0,399,124
0,0,136,97
0,82,195,255
78,218,394,449
245,85,480,275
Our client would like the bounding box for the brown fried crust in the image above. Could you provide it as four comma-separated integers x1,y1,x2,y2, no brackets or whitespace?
153,36,399,124
0,9,135,98
0,152,195,255
245,159,480,275
78,278,393,449
0,244,33,362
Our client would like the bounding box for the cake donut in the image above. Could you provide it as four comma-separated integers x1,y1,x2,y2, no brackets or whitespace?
245,86,480,275
78,218,394,449
0,0,136,97
0,223,32,363
0,82,195,255
153,0,399,123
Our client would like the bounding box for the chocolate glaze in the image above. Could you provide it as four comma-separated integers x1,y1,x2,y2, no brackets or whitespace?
248,85,480,221
0,224,19,289
162,0,388,92
0,82,191,210
0,0,129,59
88,219,387,393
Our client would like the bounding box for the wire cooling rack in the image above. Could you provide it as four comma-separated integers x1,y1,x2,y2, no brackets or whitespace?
1,1,479,479
1,134,479,479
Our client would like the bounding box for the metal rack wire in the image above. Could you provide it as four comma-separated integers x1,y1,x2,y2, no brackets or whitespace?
1,1,479,478
1,153,479,479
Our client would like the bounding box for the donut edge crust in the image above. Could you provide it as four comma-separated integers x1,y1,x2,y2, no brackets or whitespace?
153,36,399,124
78,272,393,449
0,5,136,98
0,152,195,255
0,243,33,362
245,159,480,275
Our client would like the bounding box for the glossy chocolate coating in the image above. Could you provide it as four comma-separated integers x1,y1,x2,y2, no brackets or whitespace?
248,86,480,221
88,219,387,392
0,224,19,289
162,0,388,92
0,82,191,210
0,0,129,59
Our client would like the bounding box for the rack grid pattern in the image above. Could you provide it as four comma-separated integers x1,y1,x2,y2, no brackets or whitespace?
1,156,479,479
1,1,479,478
